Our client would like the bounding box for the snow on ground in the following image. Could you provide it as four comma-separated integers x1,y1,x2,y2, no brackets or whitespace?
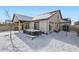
0,31,79,52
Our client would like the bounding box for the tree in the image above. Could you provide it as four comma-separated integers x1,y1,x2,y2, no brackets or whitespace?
4,10,16,51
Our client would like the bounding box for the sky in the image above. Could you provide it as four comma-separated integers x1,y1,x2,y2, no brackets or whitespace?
0,6,79,23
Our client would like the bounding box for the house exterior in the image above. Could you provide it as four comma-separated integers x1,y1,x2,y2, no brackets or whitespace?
12,14,33,31
12,10,71,33
29,10,61,33
60,18,71,31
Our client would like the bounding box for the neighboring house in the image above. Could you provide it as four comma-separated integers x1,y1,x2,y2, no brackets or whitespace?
12,10,71,33
75,21,79,25
74,21,79,28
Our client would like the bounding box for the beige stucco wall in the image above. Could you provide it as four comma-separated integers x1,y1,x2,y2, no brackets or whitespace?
29,22,33,29
48,11,61,32
30,20,49,33
39,20,49,33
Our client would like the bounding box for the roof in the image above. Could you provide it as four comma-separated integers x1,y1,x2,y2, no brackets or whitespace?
32,10,61,21
60,18,71,23
12,14,33,22
13,10,70,23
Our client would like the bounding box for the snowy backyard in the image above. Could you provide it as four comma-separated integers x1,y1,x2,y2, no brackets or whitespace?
0,31,79,52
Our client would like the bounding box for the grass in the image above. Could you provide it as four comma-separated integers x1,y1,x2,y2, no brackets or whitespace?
0,24,10,31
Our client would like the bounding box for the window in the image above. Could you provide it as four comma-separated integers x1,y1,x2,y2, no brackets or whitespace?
49,21,54,24
34,22,39,30
25,23,29,29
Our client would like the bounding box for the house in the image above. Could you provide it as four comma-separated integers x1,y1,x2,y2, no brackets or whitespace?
30,10,61,33
75,21,79,25
74,21,79,28
12,14,33,30
12,10,71,33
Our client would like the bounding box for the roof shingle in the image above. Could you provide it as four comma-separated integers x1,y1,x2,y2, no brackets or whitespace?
15,14,33,21
32,10,60,20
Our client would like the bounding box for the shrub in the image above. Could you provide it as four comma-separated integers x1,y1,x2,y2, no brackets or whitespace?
76,28,79,36
70,25,79,36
